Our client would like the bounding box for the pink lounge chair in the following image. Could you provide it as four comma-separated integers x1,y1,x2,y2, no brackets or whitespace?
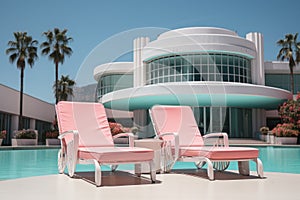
55,101,156,186
150,105,264,180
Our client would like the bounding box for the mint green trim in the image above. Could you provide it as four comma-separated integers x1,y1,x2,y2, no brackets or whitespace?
103,93,287,111
143,50,254,62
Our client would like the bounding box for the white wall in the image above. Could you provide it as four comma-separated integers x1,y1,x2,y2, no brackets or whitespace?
0,84,55,122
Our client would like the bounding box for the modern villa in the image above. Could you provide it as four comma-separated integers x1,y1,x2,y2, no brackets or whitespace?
93,27,296,138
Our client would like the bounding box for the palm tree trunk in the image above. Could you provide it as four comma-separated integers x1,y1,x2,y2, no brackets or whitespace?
290,65,294,94
18,67,24,130
55,62,59,104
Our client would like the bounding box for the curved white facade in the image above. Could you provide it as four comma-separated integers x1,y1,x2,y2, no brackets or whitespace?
94,27,292,138
142,27,256,62
94,62,133,82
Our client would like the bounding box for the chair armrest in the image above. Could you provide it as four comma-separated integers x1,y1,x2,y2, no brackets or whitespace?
58,130,79,154
203,132,229,147
58,130,79,177
113,132,135,147
58,130,79,140
155,132,179,160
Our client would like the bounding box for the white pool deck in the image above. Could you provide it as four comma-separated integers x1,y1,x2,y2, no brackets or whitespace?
0,171,299,200
1,139,299,200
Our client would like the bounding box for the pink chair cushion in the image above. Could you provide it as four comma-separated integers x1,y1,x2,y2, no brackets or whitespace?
56,102,114,147
179,146,259,160
151,106,204,147
78,147,154,163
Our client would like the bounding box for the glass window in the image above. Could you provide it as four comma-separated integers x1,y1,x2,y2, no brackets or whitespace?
201,55,208,65
145,53,252,85
194,65,200,73
194,55,201,65
194,74,201,81
234,57,239,66
215,54,222,65
97,74,133,100
223,74,228,81
176,66,181,74
169,57,175,66
229,66,234,74
209,65,215,73
186,55,193,65
182,66,187,73
202,74,208,81
222,56,228,65
202,66,208,73
229,56,233,65
170,76,174,82
216,65,222,74
235,67,239,74
175,57,182,66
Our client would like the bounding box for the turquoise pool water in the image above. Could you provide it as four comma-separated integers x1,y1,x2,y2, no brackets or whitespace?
0,146,300,180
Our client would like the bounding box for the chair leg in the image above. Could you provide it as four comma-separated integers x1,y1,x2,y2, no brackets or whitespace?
66,141,77,177
67,152,76,177
135,163,142,177
238,161,250,176
149,160,156,183
206,158,214,180
58,149,66,174
93,160,102,187
254,158,264,178
111,165,118,172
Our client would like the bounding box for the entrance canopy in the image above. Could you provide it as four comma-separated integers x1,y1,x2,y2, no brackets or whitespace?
101,82,292,111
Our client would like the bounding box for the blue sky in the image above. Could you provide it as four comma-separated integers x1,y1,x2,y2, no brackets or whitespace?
0,0,299,103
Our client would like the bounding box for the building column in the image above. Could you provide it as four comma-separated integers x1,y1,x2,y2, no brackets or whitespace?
30,119,36,130
247,32,266,138
10,115,18,139
133,37,150,137
246,32,264,85
133,37,150,87
252,109,266,138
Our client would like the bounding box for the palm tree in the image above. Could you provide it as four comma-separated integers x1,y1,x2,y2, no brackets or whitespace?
277,33,300,94
54,75,75,101
6,32,38,130
40,28,73,104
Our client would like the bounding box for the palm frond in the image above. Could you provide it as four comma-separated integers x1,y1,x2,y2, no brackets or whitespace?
6,47,17,54
41,47,50,55
294,33,298,42
8,53,18,63
277,39,285,46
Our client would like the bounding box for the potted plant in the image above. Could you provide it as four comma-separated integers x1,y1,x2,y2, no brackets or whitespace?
0,130,6,146
45,130,60,146
259,126,269,141
271,123,299,144
12,129,38,146
108,122,139,145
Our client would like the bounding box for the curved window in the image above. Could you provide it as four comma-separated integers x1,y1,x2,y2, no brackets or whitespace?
96,74,133,100
145,53,251,84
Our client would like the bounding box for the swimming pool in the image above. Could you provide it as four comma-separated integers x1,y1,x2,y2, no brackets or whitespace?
0,146,300,180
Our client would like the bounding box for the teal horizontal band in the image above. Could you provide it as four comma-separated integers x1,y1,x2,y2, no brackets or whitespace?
103,93,286,111
143,50,254,63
